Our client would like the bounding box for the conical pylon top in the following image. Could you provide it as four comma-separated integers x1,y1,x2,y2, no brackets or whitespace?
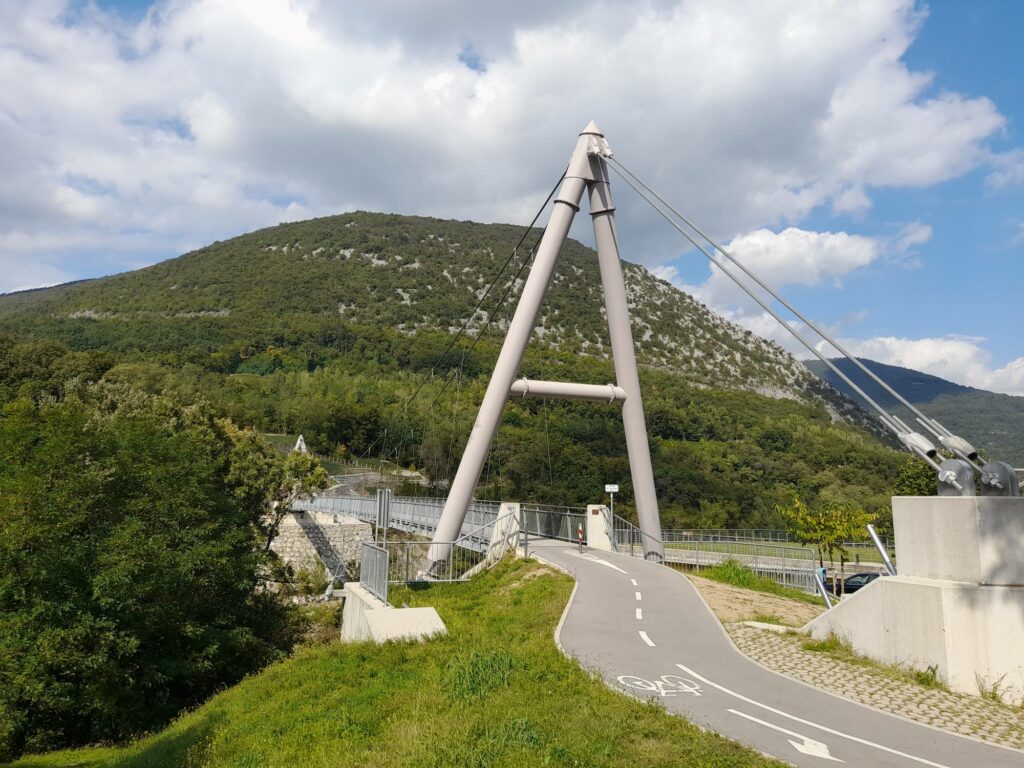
581,120,603,136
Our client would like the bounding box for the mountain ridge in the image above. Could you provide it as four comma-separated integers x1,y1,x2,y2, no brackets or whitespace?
0,211,865,422
805,357,1023,465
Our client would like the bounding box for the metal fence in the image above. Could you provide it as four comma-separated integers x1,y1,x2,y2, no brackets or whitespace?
663,537,816,567
667,528,794,543
359,542,389,603
332,493,884,598
383,539,486,584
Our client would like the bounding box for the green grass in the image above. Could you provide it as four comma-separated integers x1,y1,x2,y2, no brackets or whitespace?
803,633,950,693
9,558,787,768
677,559,824,605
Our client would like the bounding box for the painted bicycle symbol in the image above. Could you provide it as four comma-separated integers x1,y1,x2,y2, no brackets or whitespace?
617,674,702,697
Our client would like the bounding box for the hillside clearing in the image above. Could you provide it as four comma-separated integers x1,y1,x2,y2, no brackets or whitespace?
10,558,786,768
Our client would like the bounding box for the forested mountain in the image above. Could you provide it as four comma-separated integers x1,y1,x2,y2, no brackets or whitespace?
806,358,1024,466
0,212,907,528
0,212,854,409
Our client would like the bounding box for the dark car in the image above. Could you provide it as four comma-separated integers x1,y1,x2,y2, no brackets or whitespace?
842,572,880,594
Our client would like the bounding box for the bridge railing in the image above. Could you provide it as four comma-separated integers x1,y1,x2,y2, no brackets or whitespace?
292,494,501,552
520,504,588,544
662,536,817,566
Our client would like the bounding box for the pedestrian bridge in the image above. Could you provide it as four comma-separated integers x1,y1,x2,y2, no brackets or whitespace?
294,490,846,597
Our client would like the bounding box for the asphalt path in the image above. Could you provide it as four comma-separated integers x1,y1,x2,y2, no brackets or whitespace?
529,539,1024,768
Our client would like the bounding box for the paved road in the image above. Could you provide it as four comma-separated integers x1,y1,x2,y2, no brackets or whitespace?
529,539,1023,768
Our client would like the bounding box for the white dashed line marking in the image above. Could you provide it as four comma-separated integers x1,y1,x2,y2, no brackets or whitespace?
635,608,643,620
638,630,656,647
630,578,638,586
635,591,642,601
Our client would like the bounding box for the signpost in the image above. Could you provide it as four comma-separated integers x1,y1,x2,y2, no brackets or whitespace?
605,483,618,519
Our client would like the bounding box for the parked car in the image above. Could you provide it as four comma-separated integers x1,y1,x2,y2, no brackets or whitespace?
842,572,880,594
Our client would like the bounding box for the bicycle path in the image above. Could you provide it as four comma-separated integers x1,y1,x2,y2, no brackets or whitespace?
529,539,1023,768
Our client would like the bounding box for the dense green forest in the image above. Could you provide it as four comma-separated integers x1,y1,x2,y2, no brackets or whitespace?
0,381,326,759
0,327,904,532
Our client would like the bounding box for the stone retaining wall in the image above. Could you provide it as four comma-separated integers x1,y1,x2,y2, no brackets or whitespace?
270,511,373,577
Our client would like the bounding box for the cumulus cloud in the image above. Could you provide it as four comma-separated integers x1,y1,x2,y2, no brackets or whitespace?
670,226,882,357
838,335,1024,396
0,0,1015,293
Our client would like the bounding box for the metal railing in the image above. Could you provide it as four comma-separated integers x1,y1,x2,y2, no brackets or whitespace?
359,542,389,603
665,528,794,543
293,494,502,552
383,539,486,584
519,504,587,543
663,537,815,566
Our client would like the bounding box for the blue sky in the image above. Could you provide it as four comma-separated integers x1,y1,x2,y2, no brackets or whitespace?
1,1,1022,393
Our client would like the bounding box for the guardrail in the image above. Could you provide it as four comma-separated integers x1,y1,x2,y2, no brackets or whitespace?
359,542,389,603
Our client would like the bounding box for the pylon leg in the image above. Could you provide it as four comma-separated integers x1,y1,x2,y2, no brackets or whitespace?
428,134,591,567
589,177,664,561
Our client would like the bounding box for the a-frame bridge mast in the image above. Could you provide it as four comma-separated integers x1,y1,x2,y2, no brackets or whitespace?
430,122,665,565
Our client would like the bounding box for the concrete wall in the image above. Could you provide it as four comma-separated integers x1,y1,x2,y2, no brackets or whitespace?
893,496,1024,585
806,496,1024,702
586,505,614,552
271,511,373,577
806,576,1024,701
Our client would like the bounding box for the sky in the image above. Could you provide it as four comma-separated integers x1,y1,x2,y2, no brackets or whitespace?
1,0,1022,394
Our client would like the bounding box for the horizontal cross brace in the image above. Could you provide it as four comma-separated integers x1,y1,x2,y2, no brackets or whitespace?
508,378,626,403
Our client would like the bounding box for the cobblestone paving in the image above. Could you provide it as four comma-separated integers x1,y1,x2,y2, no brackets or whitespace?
728,623,1024,751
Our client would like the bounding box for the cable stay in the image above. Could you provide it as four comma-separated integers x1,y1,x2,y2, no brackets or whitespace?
606,156,1018,497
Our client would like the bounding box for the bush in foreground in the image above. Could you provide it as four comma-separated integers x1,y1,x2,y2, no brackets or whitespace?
0,383,324,760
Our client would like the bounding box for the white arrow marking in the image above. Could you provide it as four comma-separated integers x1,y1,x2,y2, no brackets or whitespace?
676,664,954,768
729,709,843,762
638,630,656,647
562,550,628,574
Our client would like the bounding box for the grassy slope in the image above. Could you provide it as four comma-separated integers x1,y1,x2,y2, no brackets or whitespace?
10,559,784,768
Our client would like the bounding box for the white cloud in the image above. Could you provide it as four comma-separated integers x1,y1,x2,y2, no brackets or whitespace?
0,0,1014,292
986,149,1024,190
674,227,882,353
839,335,1024,396
1010,222,1024,247
892,221,933,253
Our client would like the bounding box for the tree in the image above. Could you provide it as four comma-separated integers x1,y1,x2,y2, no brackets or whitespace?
895,456,936,497
0,383,325,759
778,495,876,592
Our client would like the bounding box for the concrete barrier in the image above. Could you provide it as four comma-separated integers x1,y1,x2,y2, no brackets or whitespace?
585,505,614,552
340,582,447,643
